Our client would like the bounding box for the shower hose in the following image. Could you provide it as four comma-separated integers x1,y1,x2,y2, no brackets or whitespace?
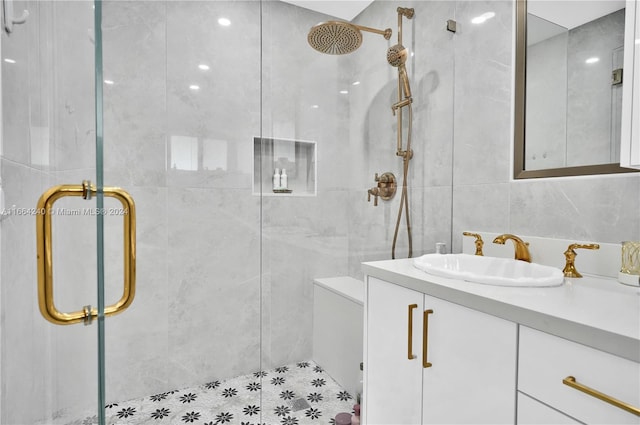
391,103,413,259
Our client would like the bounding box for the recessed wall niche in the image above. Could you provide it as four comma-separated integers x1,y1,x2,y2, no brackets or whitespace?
253,137,317,196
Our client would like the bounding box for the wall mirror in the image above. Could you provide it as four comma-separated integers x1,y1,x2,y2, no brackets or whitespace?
514,0,637,178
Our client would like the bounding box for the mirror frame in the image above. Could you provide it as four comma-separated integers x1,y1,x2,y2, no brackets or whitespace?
514,0,637,179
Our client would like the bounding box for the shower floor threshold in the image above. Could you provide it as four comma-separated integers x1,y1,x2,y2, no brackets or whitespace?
66,361,356,425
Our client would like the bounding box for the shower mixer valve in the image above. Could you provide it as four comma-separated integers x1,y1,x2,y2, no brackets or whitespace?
367,172,397,206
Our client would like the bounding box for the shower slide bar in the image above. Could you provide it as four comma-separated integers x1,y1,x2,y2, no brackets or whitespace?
36,181,136,325
2,0,28,33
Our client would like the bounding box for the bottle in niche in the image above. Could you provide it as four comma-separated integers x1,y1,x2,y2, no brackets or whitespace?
272,168,280,190
280,168,288,189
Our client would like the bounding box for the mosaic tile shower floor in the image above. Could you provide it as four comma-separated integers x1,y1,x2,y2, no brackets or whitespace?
70,361,356,425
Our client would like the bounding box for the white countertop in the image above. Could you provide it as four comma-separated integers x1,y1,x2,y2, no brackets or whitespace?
363,258,640,363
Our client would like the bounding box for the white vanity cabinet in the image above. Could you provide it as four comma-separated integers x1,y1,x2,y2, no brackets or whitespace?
621,0,640,169
362,257,640,425
363,277,517,425
518,326,640,424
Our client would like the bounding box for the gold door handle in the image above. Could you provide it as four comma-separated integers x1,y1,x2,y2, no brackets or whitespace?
407,304,418,359
423,309,433,368
563,376,640,416
36,183,136,325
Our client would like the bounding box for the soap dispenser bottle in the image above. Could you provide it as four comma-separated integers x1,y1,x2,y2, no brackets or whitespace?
280,168,288,189
272,168,280,190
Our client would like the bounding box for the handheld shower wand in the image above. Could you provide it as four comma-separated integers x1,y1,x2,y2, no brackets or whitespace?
387,44,412,100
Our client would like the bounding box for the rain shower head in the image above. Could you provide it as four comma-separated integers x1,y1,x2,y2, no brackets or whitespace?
308,21,392,55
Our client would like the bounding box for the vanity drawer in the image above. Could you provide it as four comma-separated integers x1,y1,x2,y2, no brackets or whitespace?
519,326,640,424
517,391,580,424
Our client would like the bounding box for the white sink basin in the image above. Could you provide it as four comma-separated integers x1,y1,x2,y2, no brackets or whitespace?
413,253,564,287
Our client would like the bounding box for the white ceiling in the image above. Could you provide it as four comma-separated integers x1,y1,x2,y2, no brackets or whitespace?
281,0,374,21
527,0,625,45
528,0,625,30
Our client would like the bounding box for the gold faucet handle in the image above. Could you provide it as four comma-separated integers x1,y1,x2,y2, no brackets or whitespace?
463,232,484,256
563,243,600,278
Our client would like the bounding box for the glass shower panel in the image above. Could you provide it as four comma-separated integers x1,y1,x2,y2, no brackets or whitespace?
260,2,357,422
260,0,455,421
1,0,101,423
99,0,262,422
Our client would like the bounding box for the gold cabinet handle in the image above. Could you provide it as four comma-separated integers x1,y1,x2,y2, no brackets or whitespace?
423,309,433,368
407,304,418,359
563,376,640,416
36,184,136,325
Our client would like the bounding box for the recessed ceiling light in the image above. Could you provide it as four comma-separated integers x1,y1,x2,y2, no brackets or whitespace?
340,90,349,94
585,57,599,64
189,85,200,90
352,81,360,86
218,17,231,26
311,105,319,109
3,58,16,64
104,80,114,85
198,64,210,71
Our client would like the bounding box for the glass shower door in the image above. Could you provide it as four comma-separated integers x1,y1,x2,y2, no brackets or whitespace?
4,0,266,423
97,1,263,423
1,0,120,423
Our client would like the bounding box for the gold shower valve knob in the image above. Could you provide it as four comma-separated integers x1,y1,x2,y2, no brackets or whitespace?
367,172,397,206
375,172,397,201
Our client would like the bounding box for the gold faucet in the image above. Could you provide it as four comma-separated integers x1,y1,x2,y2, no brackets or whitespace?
462,232,484,255
493,234,531,262
562,243,600,278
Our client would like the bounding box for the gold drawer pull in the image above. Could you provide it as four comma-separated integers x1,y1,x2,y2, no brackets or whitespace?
423,309,433,368
407,304,417,360
563,376,640,416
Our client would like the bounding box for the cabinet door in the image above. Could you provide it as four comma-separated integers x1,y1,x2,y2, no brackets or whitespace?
365,277,424,425
422,294,517,424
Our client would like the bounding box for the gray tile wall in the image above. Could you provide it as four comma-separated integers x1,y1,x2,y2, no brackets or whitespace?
446,1,639,251
349,1,638,259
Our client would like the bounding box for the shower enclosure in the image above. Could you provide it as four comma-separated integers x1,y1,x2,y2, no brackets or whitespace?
1,0,453,423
